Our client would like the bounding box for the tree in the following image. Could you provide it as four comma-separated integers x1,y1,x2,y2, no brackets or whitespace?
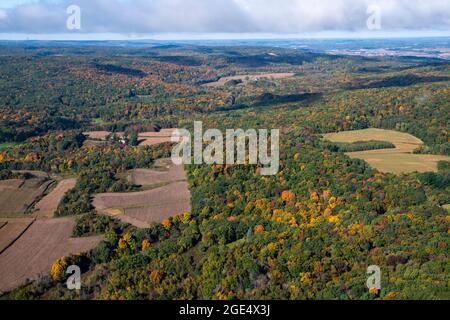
50,257,68,282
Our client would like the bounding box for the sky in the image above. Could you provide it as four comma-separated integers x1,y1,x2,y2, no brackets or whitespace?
0,0,449,40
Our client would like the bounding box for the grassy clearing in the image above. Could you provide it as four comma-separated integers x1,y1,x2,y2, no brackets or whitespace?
92,118,106,125
202,73,295,87
323,128,450,174
0,142,19,152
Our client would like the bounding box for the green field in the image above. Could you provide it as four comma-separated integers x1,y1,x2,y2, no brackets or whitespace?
324,129,450,174
0,143,18,152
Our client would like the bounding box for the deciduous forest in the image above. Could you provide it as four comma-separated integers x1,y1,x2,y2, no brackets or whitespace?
0,43,448,300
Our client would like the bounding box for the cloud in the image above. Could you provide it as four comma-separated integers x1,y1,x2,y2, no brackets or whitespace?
0,0,449,34
0,9,7,21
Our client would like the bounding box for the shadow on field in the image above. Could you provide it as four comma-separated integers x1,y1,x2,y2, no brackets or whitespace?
211,92,321,113
347,74,450,90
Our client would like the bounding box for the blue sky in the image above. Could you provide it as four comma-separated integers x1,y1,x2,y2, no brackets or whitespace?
1,0,63,8
1,0,52,8
0,0,449,40
1,0,32,8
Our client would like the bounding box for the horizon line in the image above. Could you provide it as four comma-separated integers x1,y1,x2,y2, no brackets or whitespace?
1,31,450,41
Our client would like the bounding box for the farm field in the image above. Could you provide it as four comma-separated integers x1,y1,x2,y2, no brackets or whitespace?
83,131,113,140
138,129,178,146
33,178,77,219
82,130,177,146
129,159,186,186
0,218,103,293
202,72,295,87
323,128,450,173
93,160,190,227
82,131,125,147
94,181,191,227
0,178,54,217
0,218,34,254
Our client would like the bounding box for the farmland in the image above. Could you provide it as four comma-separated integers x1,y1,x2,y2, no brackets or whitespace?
33,179,77,219
83,131,113,140
202,73,295,87
0,178,53,217
323,129,450,174
0,174,100,293
0,218,102,293
138,129,178,146
93,160,190,227
129,158,186,186
0,218,34,254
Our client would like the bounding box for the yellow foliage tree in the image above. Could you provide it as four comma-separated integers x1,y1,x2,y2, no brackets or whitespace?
162,219,172,230
300,272,312,286
178,212,191,225
51,256,68,281
281,191,295,202
254,225,265,234
150,270,161,284
141,239,151,252
369,287,380,295
310,192,319,202
328,196,337,208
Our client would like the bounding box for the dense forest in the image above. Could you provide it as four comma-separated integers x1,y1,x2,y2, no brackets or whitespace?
0,44,448,300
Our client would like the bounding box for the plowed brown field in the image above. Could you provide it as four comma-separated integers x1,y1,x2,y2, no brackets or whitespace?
33,178,77,219
0,218,102,293
0,178,53,217
93,161,191,228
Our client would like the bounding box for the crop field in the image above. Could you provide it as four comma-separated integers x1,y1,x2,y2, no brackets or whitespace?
82,131,125,147
0,218,103,293
0,218,34,254
83,131,113,140
138,129,178,146
0,176,95,293
94,160,190,227
0,178,54,217
129,161,186,186
94,181,191,227
323,128,450,174
33,179,77,219
202,72,295,87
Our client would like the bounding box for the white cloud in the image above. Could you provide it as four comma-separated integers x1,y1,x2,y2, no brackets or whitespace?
0,9,7,20
0,0,449,34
